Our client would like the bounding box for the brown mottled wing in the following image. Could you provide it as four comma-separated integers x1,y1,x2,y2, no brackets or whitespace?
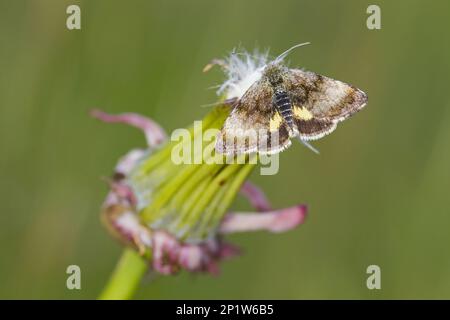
216,80,291,155
285,69,368,141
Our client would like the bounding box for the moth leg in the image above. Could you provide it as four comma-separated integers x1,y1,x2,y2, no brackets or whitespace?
297,137,320,154
201,97,238,109
223,97,238,106
202,58,229,73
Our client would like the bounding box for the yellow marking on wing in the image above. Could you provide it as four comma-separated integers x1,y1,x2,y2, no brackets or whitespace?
269,112,283,132
293,105,313,120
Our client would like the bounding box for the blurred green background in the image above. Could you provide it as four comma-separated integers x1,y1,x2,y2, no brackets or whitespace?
1,0,449,299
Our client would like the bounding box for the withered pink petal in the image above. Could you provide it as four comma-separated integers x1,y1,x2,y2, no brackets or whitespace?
217,243,241,259
90,109,167,147
205,260,220,276
114,210,152,247
152,231,180,275
104,190,122,208
148,231,241,275
178,245,204,271
115,149,146,175
109,181,137,206
240,181,272,212
219,205,308,234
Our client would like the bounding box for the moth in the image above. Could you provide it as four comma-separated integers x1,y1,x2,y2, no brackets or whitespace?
208,43,368,155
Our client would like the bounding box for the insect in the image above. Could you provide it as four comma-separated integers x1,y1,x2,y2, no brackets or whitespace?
209,43,368,155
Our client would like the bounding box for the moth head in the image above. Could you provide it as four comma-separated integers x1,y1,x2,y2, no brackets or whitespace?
263,62,286,86
262,42,310,86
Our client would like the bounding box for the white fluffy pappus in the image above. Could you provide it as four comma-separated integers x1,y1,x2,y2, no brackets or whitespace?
217,49,269,100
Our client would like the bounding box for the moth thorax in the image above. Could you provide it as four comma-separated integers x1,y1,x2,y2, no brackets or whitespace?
264,63,285,86
274,88,294,129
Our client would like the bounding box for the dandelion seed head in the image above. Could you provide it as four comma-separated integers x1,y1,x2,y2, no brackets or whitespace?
218,49,269,100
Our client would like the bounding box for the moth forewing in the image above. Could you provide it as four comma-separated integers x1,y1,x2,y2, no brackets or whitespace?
286,69,368,123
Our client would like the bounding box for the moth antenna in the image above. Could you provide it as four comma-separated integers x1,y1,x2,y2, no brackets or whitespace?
297,137,320,154
275,42,311,63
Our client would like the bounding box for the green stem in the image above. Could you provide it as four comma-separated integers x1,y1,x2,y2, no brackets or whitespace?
98,249,148,300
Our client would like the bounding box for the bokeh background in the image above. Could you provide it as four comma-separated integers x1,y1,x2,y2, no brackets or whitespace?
1,0,449,299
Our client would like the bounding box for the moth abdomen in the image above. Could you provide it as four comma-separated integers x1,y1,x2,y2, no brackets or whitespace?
274,89,294,128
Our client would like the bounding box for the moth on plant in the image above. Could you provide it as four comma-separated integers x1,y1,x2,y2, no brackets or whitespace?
94,43,368,295
206,43,368,155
